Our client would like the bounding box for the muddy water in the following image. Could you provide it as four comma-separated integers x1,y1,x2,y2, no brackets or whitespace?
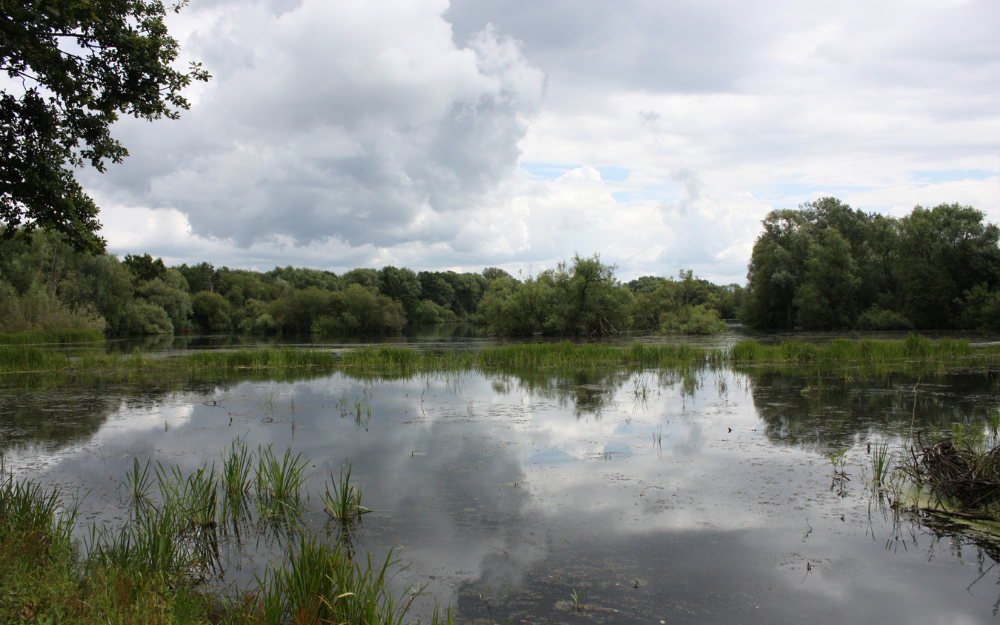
2,365,1000,623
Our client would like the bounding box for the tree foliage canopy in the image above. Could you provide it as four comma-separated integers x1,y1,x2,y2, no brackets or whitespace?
0,0,208,251
739,198,1000,330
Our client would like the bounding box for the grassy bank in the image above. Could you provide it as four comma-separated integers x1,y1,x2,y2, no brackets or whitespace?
0,443,453,625
2,335,999,377
0,329,104,345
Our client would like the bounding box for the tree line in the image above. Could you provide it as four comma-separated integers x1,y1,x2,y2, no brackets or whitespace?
0,230,741,337
738,198,1000,331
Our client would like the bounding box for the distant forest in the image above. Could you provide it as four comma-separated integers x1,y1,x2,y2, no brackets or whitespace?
0,231,741,337
3,196,995,339
738,198,1000,332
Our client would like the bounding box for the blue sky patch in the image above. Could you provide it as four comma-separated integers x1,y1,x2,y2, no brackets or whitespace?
596,165,630,182
912,169,996,183
611,191,632,203
521,162,580,180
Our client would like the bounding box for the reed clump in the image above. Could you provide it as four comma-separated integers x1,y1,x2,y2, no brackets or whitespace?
904,435,1000,519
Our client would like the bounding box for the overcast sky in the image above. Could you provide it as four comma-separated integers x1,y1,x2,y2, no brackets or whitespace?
86,0,999,284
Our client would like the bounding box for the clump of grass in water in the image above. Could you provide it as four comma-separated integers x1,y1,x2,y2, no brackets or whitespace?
246,533,422,625
870,440,893,488
120,457,154,511
255,444,308,518
222,436,254,497
156,462,220,529
322,461,371,520
355,396,372,431
261,387,276,411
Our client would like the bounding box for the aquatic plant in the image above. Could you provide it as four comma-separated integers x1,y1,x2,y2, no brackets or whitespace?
156,462,219,529
322,461,371,520
221,436,255,497
255,444,308,504
355,396,372,431
870,440,893,488
570,587,583,612
249,534,419,625
120,457,154,510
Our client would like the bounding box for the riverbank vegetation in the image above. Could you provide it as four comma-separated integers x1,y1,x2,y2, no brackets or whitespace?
0,228,738,340
740,198,1000,331
3,336,999,377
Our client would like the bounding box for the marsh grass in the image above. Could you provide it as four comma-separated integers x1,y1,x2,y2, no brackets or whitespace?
161,463,220,529
355,396,372,430
0,329,104,345
1,441,458,624
255,444,309,515
3,336,999,379
870,440,893,488
322,461,371,520
121,457,154,511
248,534,421,625
221,436,255,498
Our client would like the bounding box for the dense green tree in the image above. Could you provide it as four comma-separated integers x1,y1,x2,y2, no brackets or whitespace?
191,291,231,333
895,204,1000,328
740,198,999,330
794,229,860,329
418,271,456,309
135,269,192,331
626,275,668,294
0,0,209,251
739,209,813,329
265,266,338,292
122,253,167,282
340,268,379,290
546,254,633,335
476,275,553,335
482,267,515,283
177,262,216,294
377,266,421,318
312,284,405,334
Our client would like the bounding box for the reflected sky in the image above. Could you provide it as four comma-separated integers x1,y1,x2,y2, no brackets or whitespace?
2,365,1000,623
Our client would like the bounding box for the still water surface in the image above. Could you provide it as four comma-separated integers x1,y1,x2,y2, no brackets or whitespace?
2,361,1000,623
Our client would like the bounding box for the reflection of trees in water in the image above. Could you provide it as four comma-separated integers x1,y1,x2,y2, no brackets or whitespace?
747,369,1000,452
0,369,332,453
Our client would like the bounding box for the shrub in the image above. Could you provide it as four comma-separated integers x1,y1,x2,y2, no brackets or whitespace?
855,305,914,331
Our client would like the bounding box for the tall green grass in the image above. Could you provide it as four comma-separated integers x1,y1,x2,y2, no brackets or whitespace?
248,535,419,625
322,461,371,520
2,335,998,377
0,329,104,345
729,335,975,364
0,344,69,372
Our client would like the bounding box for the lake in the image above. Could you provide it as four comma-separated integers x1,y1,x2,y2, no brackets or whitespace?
3,337,1000,623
